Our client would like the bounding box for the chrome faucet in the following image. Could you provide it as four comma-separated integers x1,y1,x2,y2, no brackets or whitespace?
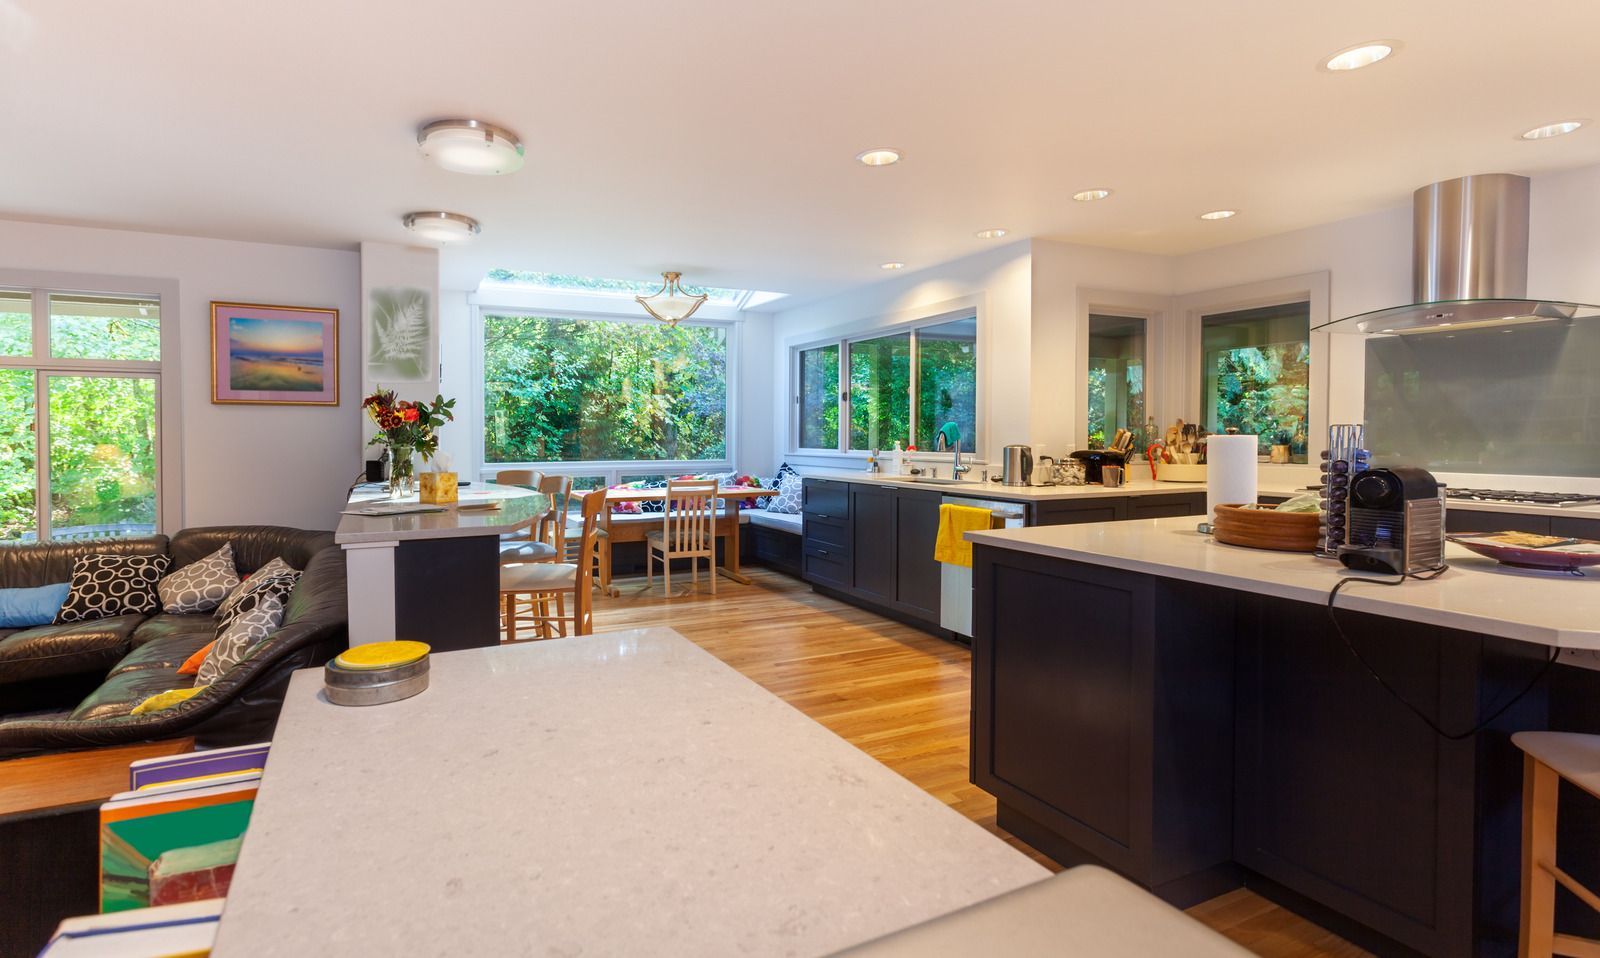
934,422,970,479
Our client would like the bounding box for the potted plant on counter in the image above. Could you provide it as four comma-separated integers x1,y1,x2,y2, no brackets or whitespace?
362,389,456,497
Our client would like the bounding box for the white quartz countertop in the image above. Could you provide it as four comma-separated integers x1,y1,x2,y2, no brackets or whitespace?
334,481,544,544
967,518,1600,650
798,467,1301,502
801,467,1600,519
212,628,1048,957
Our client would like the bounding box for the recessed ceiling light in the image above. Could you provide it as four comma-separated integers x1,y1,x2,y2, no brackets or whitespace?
1381,328,1396,334
856,148,902,167
1072,189,1113,202
1198,209,1236,221
402,211,481,243
1321,41,1398,72
880,262,905,270
1521,120,1584,140
975,228,1009,239
417,119,525,175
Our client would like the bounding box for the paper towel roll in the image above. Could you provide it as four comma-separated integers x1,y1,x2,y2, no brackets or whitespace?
1206,434,1258,522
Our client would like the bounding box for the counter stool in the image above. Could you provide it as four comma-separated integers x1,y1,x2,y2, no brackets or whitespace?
1514,731,1600,958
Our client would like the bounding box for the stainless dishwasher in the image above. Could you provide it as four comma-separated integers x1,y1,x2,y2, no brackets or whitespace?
939,496,1026,639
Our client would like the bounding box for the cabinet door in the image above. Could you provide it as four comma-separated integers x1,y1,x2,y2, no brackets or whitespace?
894,489,942,621
1551,516,1600,539
802,479,850,519
1034,497,1127,526
851,484,896,601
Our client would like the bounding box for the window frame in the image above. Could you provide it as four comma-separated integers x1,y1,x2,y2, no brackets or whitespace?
788,305,983,459
1171,272,1331,463
0,270,179,542
472,303,739,486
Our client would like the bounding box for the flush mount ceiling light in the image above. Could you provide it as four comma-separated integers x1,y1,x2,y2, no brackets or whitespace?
1072,189,1113,202
975,228,1009,239
636,272,708,326
1198,209,1237,220
880,262,906,270
417,118,525,175
1521,120,1585,140
1321,40,1398,72
855,148,902,167
402,211,481,243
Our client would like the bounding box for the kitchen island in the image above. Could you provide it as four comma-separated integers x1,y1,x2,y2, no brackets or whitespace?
336,482,546,650
966,517,1600,957
212,628,1049,957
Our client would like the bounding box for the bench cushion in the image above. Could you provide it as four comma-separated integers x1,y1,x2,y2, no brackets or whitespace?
0,614,143,685
747,510,803,533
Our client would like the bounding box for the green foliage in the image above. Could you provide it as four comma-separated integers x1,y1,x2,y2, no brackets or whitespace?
798,345,839,449
483,315,727,463
1,316,159,541
1208,343,1310,456
849,334,911,450
916,337,976,453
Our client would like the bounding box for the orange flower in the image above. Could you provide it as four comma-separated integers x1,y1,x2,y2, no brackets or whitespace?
402,407,419,422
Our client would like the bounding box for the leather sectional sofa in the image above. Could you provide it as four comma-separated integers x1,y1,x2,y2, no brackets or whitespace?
0,526,346,758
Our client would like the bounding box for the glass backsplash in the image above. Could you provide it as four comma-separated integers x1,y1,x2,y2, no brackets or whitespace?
1362,317,1600,477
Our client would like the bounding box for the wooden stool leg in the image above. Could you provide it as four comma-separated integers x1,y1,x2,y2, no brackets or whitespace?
556,592,567,637
1521,754,1559,958
504,592,516,643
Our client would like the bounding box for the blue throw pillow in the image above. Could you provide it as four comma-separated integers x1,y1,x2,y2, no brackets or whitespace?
0,582,72,628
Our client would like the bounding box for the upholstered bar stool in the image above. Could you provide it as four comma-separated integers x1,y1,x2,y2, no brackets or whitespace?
1514,731,1600,958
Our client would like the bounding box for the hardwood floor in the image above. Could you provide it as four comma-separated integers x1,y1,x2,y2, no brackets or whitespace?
575,566,1372,957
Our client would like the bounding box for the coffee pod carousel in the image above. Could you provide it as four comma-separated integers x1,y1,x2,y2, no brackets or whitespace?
324,640,431,706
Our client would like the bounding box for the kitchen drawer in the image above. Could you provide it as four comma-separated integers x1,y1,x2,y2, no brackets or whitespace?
802,479,850,519
802,515,851,553
1127,493,1206,520
1033,497,1128,526
1445,510,1551,535
802,544,853,590
1551,516,1600,539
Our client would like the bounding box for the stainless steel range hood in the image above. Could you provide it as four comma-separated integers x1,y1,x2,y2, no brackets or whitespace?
1316,173,1600,332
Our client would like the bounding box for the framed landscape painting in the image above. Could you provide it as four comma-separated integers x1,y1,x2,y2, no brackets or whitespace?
211,302,339,405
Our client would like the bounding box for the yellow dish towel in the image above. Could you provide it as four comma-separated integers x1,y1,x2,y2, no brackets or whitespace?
933,504,993,568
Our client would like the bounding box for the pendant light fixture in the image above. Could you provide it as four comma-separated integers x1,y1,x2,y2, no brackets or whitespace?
417,118,525,175
636,272,709,326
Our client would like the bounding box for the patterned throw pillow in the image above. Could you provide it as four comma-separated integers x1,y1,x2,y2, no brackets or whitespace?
766,471,803,514
214,555,298,623
215,570,300,635
197,592,286,685
637,479,671,514
158,543,241,614
55,554,172,624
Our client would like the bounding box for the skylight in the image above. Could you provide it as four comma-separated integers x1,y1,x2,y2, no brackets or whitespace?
483,270,784,310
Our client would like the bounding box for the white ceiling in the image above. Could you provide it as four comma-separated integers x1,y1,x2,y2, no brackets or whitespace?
2,0,1598,298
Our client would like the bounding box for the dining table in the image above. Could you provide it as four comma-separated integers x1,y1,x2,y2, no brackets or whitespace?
599,485,778,595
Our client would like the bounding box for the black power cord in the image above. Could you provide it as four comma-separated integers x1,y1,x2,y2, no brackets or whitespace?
1326,566,1559,741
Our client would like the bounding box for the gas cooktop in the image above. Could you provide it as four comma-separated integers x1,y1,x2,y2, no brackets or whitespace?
1444,488,1600,507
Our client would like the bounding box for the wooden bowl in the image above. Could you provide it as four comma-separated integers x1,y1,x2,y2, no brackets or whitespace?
1212,503,1320,553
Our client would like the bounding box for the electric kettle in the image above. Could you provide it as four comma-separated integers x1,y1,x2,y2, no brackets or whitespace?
1001,445,1033,486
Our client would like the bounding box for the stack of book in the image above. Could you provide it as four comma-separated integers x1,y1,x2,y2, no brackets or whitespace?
98,742,270,914
37,899,224,957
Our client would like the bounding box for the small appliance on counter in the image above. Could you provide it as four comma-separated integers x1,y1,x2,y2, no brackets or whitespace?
1030,444,1055,486
1000,444,1033,486
1069,449,1125,485
1337,466,1447,575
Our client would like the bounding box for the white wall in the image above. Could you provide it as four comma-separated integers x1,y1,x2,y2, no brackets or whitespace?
0,218,361,530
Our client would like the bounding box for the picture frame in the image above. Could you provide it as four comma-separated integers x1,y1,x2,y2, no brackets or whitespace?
210,301,339,406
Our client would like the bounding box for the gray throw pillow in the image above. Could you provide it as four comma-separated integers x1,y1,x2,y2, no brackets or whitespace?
214,555,298,623
197,592,286,685
159,543,241,614
766,471,803,514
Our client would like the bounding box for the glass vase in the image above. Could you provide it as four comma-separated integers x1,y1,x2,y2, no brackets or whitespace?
388,445,416,498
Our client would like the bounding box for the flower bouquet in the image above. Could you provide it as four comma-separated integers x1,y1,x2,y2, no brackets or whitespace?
362,389,456,497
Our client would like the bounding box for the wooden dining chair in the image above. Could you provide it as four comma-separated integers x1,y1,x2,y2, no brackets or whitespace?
495,469,540,488
645,478,719,597
499,474,572,566
499,488,606,641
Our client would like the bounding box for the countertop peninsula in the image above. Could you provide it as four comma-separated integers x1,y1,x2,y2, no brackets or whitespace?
212,628,1048,957
967,516,1600,649
334,481,545,544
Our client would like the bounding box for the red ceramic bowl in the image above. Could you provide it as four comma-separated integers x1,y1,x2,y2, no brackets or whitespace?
1448,533,1600,573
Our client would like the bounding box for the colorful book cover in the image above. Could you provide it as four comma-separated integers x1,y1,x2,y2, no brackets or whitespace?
99,782,257,913
128,741,270,790
42,898,222,957
111,770,262,804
